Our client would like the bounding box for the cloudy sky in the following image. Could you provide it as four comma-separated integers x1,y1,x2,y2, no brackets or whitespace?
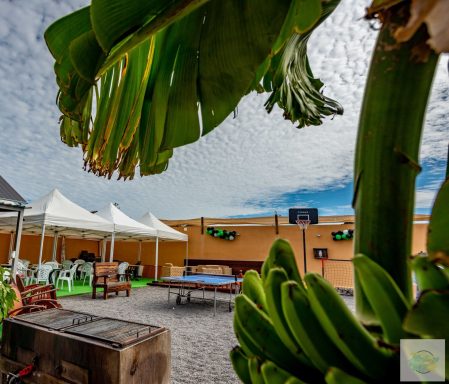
0,1,448,220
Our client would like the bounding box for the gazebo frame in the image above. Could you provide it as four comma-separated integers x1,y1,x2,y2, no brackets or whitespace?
0,176,26,280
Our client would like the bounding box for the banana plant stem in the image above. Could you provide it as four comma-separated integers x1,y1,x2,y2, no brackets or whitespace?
353,6,439,322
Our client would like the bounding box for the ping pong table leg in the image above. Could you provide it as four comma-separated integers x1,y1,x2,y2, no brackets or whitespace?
214,286,217,316
167,281,171,303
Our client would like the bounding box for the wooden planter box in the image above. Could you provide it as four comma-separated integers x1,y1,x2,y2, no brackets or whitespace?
0,309,170,384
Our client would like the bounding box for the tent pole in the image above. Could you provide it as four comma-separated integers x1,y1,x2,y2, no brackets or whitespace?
185,241,189,273
11,209,24,281
102,238,107,262
154,237,159,281
109,232,115,262
38,223,46,270
9,232,14,261
52,232,59,262
61,236,66,263
138,240,142,262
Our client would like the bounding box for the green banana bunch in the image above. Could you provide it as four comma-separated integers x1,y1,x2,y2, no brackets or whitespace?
281,280,352,373
305,273,395,380
427,178,449,265
233,308,264,358
403,290,449,380
234,294,320,382
353,254,410,344
261,239,305,289
242,269,268,312
325,367,367,384
232,238,428,383
264,268,305,357
260,361,301,384
248,357,265,384
411,256,449,292
404,290,449,340
230,346,251,384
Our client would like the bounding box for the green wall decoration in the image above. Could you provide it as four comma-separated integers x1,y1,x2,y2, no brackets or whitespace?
206,227,237,241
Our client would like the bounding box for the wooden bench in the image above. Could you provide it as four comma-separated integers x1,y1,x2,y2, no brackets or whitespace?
92,262,131,300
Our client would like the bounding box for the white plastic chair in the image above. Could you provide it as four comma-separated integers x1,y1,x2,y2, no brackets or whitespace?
73,259,85,280
62,260,73,270
117,262,129,281
44,261,60,269
35,264,53,285
19,259,30,268
82,262,94,286
16,260,32,285
56,264,78,292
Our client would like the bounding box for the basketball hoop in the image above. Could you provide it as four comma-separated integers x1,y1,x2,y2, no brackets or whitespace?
290,209,318,276
296,219,311,230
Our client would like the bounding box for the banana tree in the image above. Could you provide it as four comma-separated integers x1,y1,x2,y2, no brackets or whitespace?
45,0,449,382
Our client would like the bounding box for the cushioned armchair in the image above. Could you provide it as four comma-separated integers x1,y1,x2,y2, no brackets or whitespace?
196,265,233,275
161,263,185,277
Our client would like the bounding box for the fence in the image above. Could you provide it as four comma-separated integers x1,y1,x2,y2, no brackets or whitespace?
321,258,353,295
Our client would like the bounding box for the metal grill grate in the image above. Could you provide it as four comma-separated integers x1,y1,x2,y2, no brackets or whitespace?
15,309,100,330
14,309,163,348
64,318,163,347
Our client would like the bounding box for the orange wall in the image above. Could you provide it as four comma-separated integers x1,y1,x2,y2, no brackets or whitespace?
0,223,428,277
183,224,355,275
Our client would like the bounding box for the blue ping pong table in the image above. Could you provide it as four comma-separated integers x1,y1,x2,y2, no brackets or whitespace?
161,274,242,315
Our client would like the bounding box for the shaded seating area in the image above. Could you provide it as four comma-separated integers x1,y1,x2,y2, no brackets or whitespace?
92,262,131,300
0,188,114,273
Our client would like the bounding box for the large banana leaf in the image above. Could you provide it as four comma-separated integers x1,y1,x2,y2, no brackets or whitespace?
45,0,342,179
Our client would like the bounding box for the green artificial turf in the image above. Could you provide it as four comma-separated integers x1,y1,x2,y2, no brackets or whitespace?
56,277,154,297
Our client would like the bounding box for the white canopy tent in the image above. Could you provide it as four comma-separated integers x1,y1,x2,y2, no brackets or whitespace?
0,175,26,279
0,189,114,269
138,211,188,280
94,204,158,261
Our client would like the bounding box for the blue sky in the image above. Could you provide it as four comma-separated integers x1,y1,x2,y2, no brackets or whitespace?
243,158,448,219
0,1,448,220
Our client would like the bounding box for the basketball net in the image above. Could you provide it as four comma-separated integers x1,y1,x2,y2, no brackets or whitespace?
296,219,311,230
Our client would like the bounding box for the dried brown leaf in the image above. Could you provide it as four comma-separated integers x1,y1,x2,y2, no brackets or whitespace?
366,0,405,19
394,0,449,53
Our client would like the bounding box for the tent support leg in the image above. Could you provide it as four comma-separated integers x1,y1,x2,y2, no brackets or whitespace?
138,240,142,262
38,223,46,270
11,209,24,281
185,242,189,275
109,232,115,262
154,237,159,281
52,232,59,262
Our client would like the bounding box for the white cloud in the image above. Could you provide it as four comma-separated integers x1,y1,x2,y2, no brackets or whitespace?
0,0,447,219
415,189,438,209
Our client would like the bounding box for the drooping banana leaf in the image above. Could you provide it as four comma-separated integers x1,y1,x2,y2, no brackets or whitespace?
45,0,343,179
260,0,343,128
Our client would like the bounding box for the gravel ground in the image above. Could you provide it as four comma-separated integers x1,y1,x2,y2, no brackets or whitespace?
60,286,355,384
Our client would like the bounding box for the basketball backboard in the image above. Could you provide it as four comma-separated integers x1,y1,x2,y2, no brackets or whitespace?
288,208,319,224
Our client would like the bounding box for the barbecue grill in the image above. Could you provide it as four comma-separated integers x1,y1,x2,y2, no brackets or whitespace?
0,309,170,383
